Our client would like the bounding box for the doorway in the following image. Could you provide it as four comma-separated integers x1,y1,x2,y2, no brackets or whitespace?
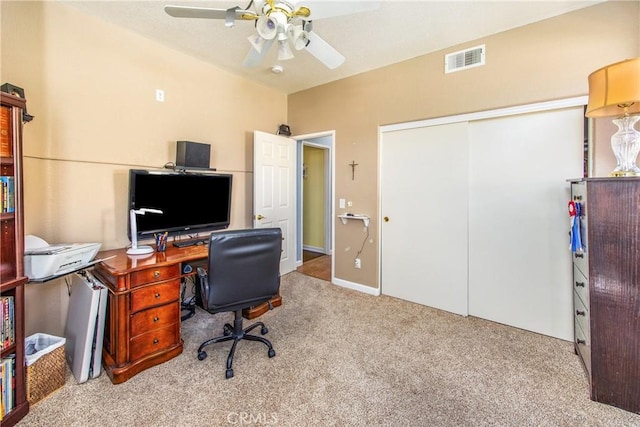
294,132,334,282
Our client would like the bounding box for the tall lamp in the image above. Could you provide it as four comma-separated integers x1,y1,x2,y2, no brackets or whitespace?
585,57,640,176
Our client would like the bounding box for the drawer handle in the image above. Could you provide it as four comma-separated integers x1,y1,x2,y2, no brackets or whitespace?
155,292,161,298
153,338,159,345
575,281,585,288
576,338,586,345
576,310,586,316
153,316,160,322
153,271,161,278
574,253,584,259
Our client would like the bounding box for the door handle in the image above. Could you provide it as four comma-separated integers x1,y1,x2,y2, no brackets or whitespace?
255,214,265,220
384,216,389,222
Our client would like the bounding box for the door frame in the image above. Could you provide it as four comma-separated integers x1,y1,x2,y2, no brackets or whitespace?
293,131,335,279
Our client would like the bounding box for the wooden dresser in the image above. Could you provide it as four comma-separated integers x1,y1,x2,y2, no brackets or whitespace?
93,243,281,383
569,177,640,414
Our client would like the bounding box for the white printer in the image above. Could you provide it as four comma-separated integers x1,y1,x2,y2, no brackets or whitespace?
24,235,101,280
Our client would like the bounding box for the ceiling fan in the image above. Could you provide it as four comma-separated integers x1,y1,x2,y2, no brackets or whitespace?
164,1,379,70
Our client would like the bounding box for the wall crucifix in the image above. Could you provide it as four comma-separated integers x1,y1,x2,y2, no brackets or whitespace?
349,160,359,180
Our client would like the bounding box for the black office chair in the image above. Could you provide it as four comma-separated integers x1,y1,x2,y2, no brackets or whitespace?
196,228,282,379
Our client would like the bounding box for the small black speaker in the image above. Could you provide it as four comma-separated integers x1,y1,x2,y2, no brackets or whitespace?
176,141,211,169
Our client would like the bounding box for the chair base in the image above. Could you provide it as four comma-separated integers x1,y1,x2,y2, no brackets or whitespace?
197,309,275,379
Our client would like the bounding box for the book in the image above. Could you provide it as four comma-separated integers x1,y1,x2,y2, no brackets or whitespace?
0,358,4,418
0,177,15,214
0,106,11,158
0,297,13,351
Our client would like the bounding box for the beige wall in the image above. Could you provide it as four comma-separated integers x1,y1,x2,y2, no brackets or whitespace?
1,1,287,336
289,1,640,288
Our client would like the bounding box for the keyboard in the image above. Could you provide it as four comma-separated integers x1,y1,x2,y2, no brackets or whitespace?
172,238,209,248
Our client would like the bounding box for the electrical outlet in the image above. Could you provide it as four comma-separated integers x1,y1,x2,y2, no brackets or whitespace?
355,258,361,269
155,89,165,102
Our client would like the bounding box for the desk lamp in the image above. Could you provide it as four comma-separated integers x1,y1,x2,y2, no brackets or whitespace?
585,57,640,176
127,208,163,255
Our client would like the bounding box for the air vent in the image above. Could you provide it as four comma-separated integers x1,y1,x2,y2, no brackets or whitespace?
444,45,485,74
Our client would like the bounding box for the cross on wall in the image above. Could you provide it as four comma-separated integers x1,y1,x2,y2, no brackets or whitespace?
349,160,358,180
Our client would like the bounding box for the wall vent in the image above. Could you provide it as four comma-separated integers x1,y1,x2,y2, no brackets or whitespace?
445,45,485,74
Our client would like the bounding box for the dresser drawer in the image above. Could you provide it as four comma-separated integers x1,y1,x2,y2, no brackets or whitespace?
573,290,590,342
130,280,180,313
572,264,589,307
129,323,180,361
574,320,591,376
572,250,588,279
130,264,180,288
130,302,180,338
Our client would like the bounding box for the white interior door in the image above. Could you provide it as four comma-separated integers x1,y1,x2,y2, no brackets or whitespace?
253,130,296,274
380,122,469,316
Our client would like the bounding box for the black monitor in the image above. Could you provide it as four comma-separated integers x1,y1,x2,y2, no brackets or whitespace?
127,169,232,240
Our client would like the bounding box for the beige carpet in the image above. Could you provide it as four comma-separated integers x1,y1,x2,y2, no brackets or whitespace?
18,272,640,426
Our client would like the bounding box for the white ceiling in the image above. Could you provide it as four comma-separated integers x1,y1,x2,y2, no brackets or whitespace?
64,0,603,94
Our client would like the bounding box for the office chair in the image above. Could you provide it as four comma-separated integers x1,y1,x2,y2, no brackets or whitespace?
196,228,282,379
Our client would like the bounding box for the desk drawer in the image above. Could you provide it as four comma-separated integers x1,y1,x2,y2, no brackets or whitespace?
130,323,180,361
131,302,180,338
130,280,180,313
130,264,180,288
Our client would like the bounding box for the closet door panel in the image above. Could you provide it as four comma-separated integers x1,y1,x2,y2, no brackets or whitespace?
468,107,583,340
380,122,469,316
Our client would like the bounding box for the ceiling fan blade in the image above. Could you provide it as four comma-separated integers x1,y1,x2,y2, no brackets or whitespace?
296,1,380,20
305,31,345,69
164,5,256,20
242,38,275,68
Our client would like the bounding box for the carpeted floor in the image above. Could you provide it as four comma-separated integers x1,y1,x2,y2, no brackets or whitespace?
18,272,640,426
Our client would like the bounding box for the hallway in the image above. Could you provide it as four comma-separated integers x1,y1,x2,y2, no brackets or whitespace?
297,251,331,282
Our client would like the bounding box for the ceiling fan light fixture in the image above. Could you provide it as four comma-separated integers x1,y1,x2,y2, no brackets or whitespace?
256,15,278,39
288,25,309,51
277,39,294,61
248,34,267,53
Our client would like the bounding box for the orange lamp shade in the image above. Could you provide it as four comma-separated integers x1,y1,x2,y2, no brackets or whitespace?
585,57,640,118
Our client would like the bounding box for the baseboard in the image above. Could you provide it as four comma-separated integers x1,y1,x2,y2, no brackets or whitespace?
303,245,325,254
331,277,380,296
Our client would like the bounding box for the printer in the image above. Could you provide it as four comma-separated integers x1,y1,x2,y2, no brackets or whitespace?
24,235,101,280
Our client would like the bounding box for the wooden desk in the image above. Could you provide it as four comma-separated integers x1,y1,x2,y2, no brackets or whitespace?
93,244,282,384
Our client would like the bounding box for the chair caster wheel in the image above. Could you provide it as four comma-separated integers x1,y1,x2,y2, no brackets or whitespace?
225,369,234,379
268,348,276,358
198,351,207,361
261,326,268,335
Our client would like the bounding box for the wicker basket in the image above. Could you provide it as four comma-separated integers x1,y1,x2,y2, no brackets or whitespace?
26,344,66,404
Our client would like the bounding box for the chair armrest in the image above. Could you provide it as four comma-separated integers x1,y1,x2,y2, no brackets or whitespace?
197,267,209,309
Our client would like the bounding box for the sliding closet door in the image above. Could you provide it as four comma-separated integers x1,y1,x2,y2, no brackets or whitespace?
468,107,584,340
380,122,469,316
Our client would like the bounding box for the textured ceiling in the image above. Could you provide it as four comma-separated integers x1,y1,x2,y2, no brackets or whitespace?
64,0,603,94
